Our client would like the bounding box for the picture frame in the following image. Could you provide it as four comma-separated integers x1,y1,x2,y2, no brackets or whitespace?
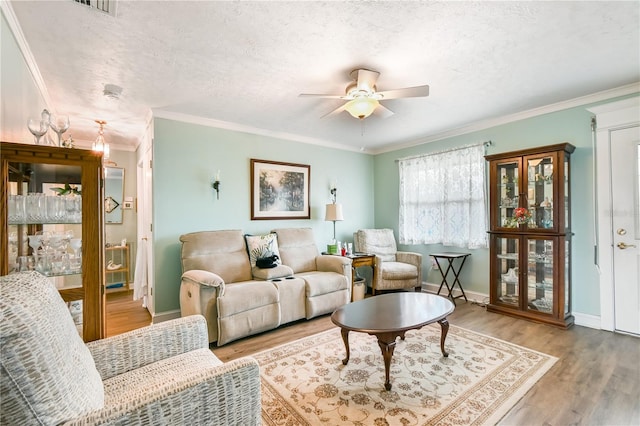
250,159,310,220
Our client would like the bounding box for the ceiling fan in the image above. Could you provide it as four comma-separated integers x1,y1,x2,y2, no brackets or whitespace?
299,68,430,120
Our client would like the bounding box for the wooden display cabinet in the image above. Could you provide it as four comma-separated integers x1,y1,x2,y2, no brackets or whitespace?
486,143,574,328
0,142,105,341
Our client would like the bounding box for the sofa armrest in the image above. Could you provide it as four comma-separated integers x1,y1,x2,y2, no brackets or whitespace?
65,354,261,426
396,251,422,266
316,254,352,275
182,269,226,295
87,315,209,380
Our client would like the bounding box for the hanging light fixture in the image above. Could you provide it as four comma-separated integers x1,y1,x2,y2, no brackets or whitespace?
344,97,379,119
92,119,110,160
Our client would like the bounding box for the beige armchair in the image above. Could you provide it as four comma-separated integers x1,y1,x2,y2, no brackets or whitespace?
354,228,422,295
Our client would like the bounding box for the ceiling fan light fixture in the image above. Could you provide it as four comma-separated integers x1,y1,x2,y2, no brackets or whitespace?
345,98,379,119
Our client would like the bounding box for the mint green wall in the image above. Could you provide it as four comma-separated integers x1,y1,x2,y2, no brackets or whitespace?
152,118,374,313
374,97,636,317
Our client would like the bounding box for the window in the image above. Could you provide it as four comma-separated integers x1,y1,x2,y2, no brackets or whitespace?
398,144,487,249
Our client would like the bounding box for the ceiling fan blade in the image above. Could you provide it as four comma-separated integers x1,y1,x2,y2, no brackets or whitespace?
355,69,380,92
376,84,430,100
321,102,348,118
299,93,345,99
373,103,394,118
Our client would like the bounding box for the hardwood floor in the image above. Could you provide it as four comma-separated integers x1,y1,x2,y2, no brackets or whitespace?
107,295,640,425
105,290,151,337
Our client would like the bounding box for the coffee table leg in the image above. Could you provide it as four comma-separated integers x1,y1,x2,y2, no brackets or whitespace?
340,328,350,365
438,319,450,357
376,334,397,391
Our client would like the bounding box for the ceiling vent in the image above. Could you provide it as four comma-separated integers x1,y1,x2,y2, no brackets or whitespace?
73,0,117,17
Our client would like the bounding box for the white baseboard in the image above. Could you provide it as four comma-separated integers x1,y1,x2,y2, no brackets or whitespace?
423,280,602,330
572,312,601,330
422,282,489,305
152,309,181,324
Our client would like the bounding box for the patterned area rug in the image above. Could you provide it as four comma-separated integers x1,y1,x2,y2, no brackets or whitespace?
255,324,557,425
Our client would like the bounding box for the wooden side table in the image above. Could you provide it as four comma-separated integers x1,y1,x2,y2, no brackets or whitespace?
430,252,471,305
346,254,375,301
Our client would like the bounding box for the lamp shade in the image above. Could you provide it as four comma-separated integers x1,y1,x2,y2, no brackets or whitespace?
325,203,344,221
344,98,379,119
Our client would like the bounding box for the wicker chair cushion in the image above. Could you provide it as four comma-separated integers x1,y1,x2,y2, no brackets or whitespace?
0,272,104,425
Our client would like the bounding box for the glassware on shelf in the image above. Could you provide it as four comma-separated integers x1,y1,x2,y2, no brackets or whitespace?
69,238,82,272
27,117,50,145
7,195,24,223
27,234,42,265
65,194,82,222
46,195,64,222
25,193,46,223
49,114,70,147
17,255,34,272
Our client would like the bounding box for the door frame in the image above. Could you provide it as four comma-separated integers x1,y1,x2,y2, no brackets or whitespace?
588,96,640,331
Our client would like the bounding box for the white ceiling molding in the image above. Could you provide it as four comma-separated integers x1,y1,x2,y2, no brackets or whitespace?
371,82,640,155
152,109,369,154
0,1,53,110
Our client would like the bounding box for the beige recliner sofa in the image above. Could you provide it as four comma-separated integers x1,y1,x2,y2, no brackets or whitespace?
180,228,351,346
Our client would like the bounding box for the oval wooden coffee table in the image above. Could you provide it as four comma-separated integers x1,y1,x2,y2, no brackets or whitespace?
331,292,455,390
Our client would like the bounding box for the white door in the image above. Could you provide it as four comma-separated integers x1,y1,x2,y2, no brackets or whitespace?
611,125,640,335
138,149,154,316
590,96,640,333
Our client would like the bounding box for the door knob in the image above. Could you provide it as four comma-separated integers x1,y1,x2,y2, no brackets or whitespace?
617,242,637,249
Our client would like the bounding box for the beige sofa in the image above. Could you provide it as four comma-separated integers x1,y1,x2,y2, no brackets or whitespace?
0,271,261,425
180,228,351,346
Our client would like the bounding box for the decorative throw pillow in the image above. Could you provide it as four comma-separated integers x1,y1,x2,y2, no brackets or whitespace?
245,233,282,267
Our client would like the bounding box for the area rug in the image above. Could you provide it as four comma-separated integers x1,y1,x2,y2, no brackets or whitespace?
255,324,557,425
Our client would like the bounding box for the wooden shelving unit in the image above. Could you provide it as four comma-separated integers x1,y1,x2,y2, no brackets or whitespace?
105,244,130,293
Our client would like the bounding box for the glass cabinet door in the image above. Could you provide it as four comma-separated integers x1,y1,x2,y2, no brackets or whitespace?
496,160,520,228
1,142,104,342
526,237,554,314
495,235,519,307
7,164,83,295
526,153,556,230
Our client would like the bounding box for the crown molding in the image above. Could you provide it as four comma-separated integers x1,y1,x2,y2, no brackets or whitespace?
370,82,640,155
152,109,368,154
1,1,53,109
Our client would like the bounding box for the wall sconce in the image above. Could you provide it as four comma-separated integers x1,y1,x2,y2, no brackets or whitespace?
212,170,220,199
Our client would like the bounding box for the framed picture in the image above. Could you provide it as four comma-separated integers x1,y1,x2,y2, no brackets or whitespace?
251,159,310,220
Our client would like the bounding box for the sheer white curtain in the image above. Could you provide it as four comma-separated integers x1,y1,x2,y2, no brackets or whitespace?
399,144,488,249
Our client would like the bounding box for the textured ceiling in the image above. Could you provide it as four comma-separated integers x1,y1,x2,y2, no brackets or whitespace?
6,1,640,153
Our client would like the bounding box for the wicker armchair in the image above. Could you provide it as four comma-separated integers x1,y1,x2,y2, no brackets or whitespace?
0,271,261,425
